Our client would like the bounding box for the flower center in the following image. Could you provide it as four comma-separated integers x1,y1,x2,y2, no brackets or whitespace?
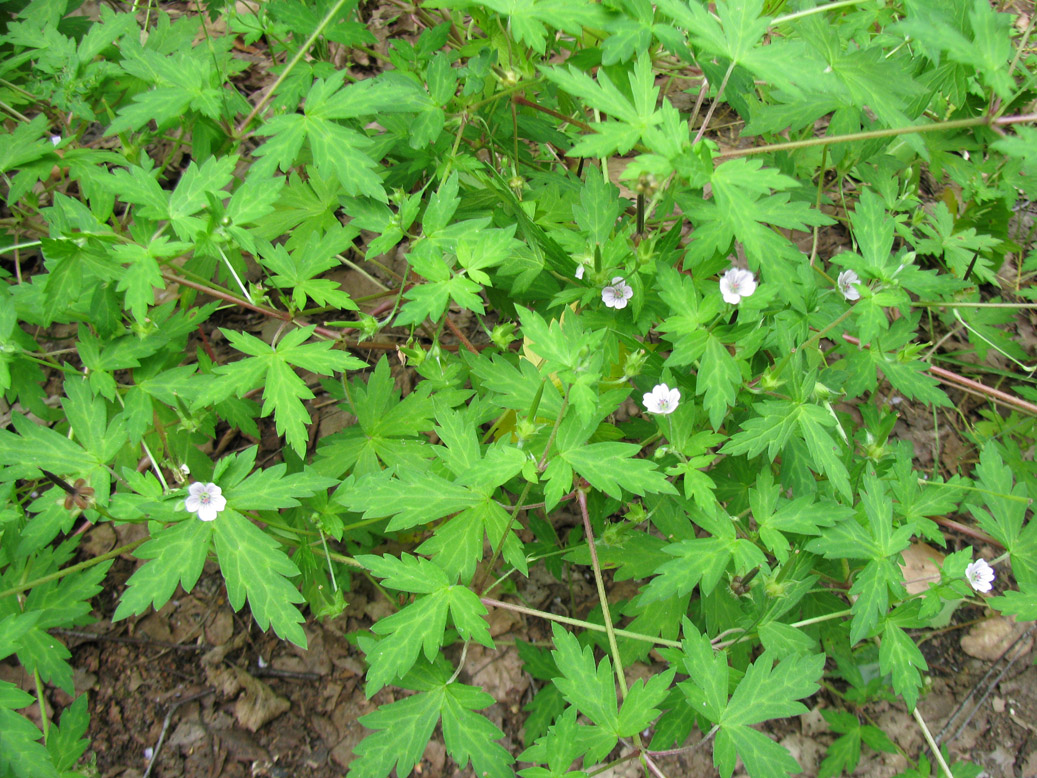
199,493,211,504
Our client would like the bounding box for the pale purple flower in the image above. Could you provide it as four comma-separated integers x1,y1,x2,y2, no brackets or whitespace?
184,482,226,522
837,269,861,301
643,383,680,414
602,277,633,309
965,558,995,593
575,264,586,280
719,268,756,305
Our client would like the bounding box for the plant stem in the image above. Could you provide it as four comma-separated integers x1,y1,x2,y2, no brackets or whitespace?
0,539,147,602
234,0,350,136
577,489,629,697
718,114,1037,160
772,0,875,25
480,597,682,648
913,707,954,778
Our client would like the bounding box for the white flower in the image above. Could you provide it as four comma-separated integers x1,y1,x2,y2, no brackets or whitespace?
184,482,226,522
837,269,861,301
643,383,680,414
719,268,756,305
575,263,586,280
965,558,995,593
602,276,634,309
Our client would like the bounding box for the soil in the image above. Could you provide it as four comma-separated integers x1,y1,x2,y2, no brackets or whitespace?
3,2,1037,777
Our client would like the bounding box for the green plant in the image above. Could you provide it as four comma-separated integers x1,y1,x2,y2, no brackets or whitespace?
2,0,1036,776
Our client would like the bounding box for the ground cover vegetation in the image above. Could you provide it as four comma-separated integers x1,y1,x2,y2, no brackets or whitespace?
1,0,1036,775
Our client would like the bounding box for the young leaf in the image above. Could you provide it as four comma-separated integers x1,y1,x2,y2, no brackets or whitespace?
112,517,213,624
211,325,366,456
350,661,513,778
678,620,824,778
214,510,308,647
358,554,493,692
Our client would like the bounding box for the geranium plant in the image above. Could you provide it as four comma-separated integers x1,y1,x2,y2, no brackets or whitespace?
1,0,1036,776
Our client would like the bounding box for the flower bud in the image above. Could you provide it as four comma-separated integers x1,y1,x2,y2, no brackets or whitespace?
490,322,516,350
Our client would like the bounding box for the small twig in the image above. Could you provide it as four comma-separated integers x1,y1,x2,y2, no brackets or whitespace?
933,623,1037,752
51,628,208,652
143,688,215,778
648,724,720,757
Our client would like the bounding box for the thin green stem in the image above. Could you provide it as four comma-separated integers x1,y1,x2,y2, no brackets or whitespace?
234,0,350,136
0,240,43,254
913,707,954,778
717,114,1037,160
0,539,147,602
34,670,49,742
0,99,32,123
536,394,570,472
913,301,1037,309
480,597,682,648
577,488,628,697
772,0,875,25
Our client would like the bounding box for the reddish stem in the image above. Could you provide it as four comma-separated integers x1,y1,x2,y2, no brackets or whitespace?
841,333,1037,416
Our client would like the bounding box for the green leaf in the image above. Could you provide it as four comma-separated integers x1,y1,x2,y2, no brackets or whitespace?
167,155,237,238
360,555,493,691
572,174,621,247
453,0,607,54
698,334,742,430
0,413,90,479
797,404,851,499
562,440,678,502
879,623,927,711
47,694,91,772
226,462,337,511
113,519,212,622
212,326,365,455
541,54,663,156
642,504,766,602
550,624,619,735
214,510,307,647
0,703,59,778
351,663,513,778
340,468,483,531
806,476,912,642
678,620,824,778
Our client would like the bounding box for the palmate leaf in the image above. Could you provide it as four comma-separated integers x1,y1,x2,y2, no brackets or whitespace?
358,554,493,692
315,376,435,477
0,413,90,479
641,502,767,602
210,325,366,456
437,0,607,54
0,693,58,778
338,467,484,531
678,621,824,778
657,0,769,64
351,661,513,778
225,463,337,511
214,510,307,647
698,334,741,430
113,519,212,623
549,624,673,748
806,475,913,643
879,622,927,711
540,54,664,156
